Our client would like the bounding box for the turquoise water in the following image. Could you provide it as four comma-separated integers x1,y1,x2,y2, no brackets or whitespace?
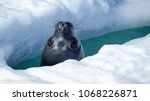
12,26,150,69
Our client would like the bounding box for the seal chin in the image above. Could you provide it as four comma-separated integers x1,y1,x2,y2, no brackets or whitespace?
41,21,85,66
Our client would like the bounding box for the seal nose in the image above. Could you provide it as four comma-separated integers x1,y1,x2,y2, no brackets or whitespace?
57,22,73,31
58,22,67,30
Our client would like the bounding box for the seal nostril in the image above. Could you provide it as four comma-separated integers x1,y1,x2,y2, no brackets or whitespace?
58,22,67,30
60,22,65,27
62,23,65,27
57,22,73,31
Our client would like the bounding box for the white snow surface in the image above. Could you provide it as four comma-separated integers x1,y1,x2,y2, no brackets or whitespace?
0,0,150,83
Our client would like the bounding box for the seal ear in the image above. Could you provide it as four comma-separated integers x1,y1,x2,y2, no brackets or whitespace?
47,37,55,47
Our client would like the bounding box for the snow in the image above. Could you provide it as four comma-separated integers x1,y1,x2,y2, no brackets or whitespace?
0,0,150,83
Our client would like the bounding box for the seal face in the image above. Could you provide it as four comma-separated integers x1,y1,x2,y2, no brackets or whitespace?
41,21,85,66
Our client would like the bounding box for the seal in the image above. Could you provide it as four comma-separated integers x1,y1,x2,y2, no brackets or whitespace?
41,21,85,66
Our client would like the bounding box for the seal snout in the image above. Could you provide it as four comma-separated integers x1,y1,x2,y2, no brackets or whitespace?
56,21,73,31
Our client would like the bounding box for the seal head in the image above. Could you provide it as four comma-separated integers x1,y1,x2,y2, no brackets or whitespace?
41,21,84,66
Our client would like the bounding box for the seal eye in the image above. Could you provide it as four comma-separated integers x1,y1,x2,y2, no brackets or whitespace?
68,40,79,50
70,41,78,49
48,38,54,47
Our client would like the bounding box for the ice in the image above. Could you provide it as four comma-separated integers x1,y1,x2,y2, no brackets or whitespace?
0,0,150,83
